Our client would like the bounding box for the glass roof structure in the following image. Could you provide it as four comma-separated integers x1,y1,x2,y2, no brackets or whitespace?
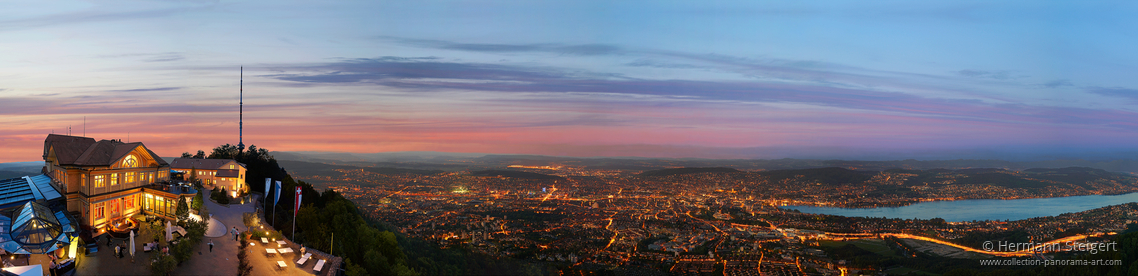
0,175,62,209
0,175,76,254
9,202,64,254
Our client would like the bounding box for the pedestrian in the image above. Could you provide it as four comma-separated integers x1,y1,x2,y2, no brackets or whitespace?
208,240,214,252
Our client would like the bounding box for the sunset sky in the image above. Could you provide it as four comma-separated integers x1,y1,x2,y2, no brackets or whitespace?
3,1,1138,162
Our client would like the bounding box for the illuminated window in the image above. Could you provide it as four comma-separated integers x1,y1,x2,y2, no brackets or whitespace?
149,172,155,183
125,172,135,183
123,155,138,168
95,204,105,220
94,175,105,188
110,174,118,186
125,197,134,209
110,201,118,214
229,165,234,169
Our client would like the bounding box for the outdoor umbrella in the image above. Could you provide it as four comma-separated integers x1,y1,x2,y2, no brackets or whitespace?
129,230,135,259
165,221,173,242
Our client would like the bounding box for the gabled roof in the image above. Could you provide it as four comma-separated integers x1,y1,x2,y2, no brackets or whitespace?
43,134,167,167
43,134,96,165
170,158,244,170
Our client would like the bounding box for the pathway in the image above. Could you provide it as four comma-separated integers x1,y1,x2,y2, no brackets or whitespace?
171,197,254,275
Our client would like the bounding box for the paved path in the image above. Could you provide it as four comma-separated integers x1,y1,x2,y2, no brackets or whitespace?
171,197,254,275
74,226,158,275
73,196,281,276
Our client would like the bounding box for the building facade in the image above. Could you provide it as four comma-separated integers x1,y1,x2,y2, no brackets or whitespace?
169,158,247,195
42,134,190,233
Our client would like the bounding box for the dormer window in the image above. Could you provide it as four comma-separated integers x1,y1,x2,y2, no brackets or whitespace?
123,155,138,168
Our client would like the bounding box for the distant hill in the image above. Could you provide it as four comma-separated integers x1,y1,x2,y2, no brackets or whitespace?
277,160,444,176
470,170,565,180
0,171,30,180
639,167,741,177
756,167,875,185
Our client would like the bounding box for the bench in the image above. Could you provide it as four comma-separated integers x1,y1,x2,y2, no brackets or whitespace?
314,259,325,272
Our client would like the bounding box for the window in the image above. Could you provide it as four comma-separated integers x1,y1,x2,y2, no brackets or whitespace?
229,165,234,169
110,200,118,215
125,197,134,209
110,174,118,186
95,204,105,220
149,172,155,183
125,172,135,183
123,155,138,168
94,175,105,188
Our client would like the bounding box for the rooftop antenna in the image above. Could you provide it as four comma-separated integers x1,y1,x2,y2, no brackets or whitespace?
238,66,245,152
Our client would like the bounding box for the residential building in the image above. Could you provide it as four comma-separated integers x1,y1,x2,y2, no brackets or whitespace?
169,158,247,195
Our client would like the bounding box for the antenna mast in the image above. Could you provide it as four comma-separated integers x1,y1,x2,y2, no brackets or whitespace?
238,66,245,152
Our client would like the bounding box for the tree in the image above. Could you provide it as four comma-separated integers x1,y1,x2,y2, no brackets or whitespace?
175,197,189,222
193,150,205,159
344,259,368,276
149,253,176,276
208,144,241,160
191,187,204,212
188,166,197,183
180,152,192,158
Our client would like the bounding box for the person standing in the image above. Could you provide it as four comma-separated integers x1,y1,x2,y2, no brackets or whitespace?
208,240,214,252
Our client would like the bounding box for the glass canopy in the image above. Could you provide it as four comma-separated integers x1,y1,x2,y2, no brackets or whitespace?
10,201,63,254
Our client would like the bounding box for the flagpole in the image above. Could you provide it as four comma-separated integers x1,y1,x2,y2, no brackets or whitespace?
292,187,300,241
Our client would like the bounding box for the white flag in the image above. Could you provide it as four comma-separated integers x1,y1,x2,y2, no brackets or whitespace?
274,180,282,206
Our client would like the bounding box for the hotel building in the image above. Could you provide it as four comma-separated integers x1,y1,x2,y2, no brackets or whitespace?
169,158,247,195
42,134,194,233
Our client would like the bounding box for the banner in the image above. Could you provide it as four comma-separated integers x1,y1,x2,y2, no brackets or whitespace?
264,178,271,196
274,180,282,206
294,187,302,215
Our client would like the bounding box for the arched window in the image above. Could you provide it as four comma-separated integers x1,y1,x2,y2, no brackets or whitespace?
123,155,138,168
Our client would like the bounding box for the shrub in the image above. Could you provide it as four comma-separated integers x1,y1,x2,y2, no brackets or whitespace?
237,237,252,276
149,253,176,276
175,197,189,222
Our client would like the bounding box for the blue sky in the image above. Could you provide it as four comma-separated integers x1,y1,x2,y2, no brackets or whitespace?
2,0,1137,162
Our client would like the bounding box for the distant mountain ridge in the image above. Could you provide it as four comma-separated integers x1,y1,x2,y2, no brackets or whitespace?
638,167,741,176
268,151,1138,174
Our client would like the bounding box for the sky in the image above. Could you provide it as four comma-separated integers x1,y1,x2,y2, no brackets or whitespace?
2,0,1138,162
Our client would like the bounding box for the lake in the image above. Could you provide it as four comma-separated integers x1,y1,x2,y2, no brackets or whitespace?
779,192,1138,222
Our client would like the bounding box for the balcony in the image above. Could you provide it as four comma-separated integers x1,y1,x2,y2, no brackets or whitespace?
143,181,197,196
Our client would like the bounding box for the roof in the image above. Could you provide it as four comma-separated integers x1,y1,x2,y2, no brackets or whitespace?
216,169,241,177
0,201,74,254
42,135,96,165
170,158,244,170
0,175,62,209
43,134,168,167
